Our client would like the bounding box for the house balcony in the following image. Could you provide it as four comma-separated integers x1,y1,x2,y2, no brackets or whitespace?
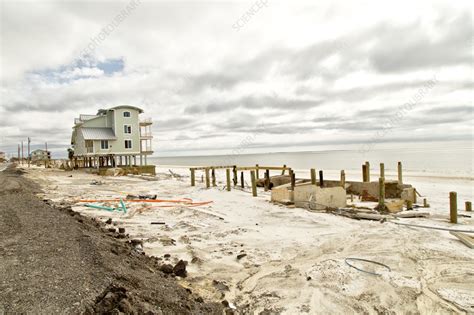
140,118,153,126
140,132,153,139
140,147,154,154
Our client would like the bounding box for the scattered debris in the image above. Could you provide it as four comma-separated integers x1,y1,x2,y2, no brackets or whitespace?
126,194,157,200
160,264,174,274
344,257,391,276
393,212,430,218
90,180,103,185
236,253,247,260
105,218,113,224
450,232,474,248
173,260,187,277
151,222,166,225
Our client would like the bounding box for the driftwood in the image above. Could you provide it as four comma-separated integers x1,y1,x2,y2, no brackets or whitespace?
450,232,474,248
393,212,430,218
331,208,389,221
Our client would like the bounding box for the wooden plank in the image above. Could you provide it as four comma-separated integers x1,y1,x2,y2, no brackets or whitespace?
394,212,430,218
450,232,474,248
192,165,234,170
236,166,291,171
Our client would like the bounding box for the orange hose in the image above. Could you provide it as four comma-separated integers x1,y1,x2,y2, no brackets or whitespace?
77,198,212,206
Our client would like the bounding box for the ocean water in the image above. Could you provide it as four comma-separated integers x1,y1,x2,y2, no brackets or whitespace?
151,141,473,178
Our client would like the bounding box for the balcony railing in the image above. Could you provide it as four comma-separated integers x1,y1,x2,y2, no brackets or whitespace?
140,132,153,138
140,118,153,125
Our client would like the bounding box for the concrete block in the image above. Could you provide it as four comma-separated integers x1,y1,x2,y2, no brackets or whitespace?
293,185,346,210
385,200,405,213
271,186,294,203
401,188,416,203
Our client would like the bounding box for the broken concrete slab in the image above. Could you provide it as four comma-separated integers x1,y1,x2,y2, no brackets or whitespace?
271,182,346,210
401,188,416,203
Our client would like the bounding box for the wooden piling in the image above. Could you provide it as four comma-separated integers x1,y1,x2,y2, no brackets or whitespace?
310,168,316,185
350,194,354,202
365,161,370,182
264,169,270,191
466,201,472,212
319,170,324,187
362,165,368,182
256,164,259,179
398,162,403,184
190,168,195,186
211,168,216,186
232,166,238,186
289,170,295,190
378,177,385,210
340,170,346,188
226,169,231,191
406,200,413,210
240,172,245,188
281,165,286,175
423,198,429,208
205,168,210,188
450,192,457,224
250,170,257,197
380,163,385,179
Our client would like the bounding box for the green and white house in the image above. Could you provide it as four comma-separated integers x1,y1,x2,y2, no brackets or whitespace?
71,105,153,168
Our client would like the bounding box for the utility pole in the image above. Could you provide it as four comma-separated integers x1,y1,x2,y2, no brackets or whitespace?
27,137,31,168
21,141,24,165
17,144,20,162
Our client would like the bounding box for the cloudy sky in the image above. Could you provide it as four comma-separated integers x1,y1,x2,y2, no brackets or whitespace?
0,0,472,157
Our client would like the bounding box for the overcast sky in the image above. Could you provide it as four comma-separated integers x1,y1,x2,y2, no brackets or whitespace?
0,0,472,157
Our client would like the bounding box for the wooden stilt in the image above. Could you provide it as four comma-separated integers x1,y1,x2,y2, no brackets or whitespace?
250,170,257,197
281,165,286,175
205,168,210,188
340,170,346,188
233,166,238,186
398,162,403,184
256,164,259,179
226,169,231,191
190,168,195,186
365,161,370,182
264,169,270,191
310,169,316,185
450,192,457,224
466,201,472,212
240,172,244,188
378,177,385,210
290,170,295,190
423,198,429,208
211,168,216,187
362,164,368,182
319,170,324,187
380,163,385,179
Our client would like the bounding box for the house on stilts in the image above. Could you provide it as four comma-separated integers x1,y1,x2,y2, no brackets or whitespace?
70,105,154,174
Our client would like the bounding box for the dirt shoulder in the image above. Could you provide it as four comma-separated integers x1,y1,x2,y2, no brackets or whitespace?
0,165,224,314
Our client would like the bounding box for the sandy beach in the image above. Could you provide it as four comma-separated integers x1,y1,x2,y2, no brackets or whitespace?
21,164,474,314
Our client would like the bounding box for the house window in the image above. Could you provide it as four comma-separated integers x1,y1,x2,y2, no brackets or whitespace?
101,140,109,149
125,140,132,149
124,125,132,134
123,111,131,117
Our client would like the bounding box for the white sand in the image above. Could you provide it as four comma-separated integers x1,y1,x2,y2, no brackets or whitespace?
23,165,474,314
